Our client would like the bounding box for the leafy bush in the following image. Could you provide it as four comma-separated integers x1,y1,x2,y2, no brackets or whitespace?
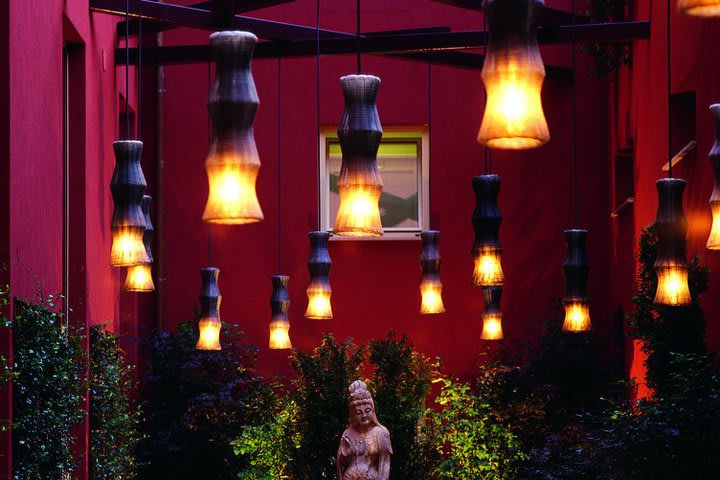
89,324,142,479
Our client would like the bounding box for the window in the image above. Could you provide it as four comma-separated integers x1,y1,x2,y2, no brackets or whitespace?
320,129,429,240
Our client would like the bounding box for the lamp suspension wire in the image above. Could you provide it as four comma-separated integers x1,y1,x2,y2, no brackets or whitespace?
428,60,432,229
356,0,361,73
207,61,212,266
667,0,673,179
125,0,130,138
278,57,283,273
137,0,142,140
316,0,321,230
571,0,579,226
483,13,490,175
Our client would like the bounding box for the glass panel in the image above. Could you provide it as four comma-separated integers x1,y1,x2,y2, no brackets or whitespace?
328,140,420,230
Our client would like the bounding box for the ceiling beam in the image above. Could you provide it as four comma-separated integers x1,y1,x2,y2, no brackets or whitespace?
428,0,589,25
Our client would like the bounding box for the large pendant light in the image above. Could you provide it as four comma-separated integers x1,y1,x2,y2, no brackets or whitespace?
472,175,504,286
202,31,263,225
419,231,446,314
678,0,720,17
477,0,550,150
124,195,155,292
706,104,720,249
269,275,292,350
305,231,333,319
195,267,222,351
561,230,591,332
481,286,504,340
110,140,150,267
333,75,384,237
654,178,691,305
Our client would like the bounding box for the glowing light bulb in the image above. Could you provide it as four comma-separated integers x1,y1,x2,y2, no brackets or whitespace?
655,265,691,306
203,163,263,224
562,300,591,332
473,248,504,286
334,186,383,237
124,264,155,292
709,204,720,249
420,279,445,315
678,0,720,17
111,226,150,267
305,287,333,320
196,316,222,351
481,313,504,340
269,321,292,350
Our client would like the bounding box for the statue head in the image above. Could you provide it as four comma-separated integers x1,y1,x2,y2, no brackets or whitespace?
348,380,379,431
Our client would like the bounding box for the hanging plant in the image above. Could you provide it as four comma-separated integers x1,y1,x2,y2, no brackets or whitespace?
582,0,632,78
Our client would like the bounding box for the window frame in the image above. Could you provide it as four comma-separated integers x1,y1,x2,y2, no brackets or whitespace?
319,127,430,241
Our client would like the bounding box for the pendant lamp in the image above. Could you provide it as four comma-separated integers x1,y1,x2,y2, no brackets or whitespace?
195,267,222,351
202,31,263,225
481,286,504,340
678,0,720,17
561,229,591,332
110,140,150,267
124,195,155,292
333,75,384,237
654,178,691,306
706,104,720,249
269,275,292,350
478,0,550,150
419,230,446,314
305,231,333,319
472,175,504,286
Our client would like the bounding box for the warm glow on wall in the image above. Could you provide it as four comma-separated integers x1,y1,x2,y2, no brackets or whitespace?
563,300,591,333
269,275,292,350
481,286,504,340
333,75,384,237
477,0,549,150
195,267,222,351
419,230,445,314
678,0,720,17
472,175,504,286
653,178,691,306
706,104,720,249
305,232,333,319
124,264,154,292
202,31,264,225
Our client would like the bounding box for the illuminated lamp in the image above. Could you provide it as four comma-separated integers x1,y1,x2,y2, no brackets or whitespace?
477,0,550,150
124,195,155,292
333,75,384,237
195,267,222,351
678,0,720,17
202,31,263,225
706,104,720,249
472,175,504,286
110,140,150,267
481,286,504,340
561,229,591,332
269,275,292,350
305,231,333,320
654,178,691,306
419,230,446,314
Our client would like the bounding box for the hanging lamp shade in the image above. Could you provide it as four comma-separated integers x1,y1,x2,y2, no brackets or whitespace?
124,195,155,292
419,230,446,314
472,175,504,286
269,275,292,350
706,104,720,249
305,231,333,320
481,286,504,340
333,75,384,237
654,178,691,306
678,0,720,17
110,140,150,267
195,267,222,351
477,0,550,150
561,229,591,332
202,31,264,225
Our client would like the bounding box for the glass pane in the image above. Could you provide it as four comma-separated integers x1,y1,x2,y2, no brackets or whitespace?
328,140,419,230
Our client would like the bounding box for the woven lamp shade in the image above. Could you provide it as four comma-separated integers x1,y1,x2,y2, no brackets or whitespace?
478,0,549,150
305,231,333,320
195,267,222,351
706,104,720,249
419,230,446,314
481,286,504,340
333,75,384,237
472,175,504,286
654,178,691,306
678,0,720,17
202,31,263,225
269,275,292,350
124,195,155,292
561,229,591,332
110,140,150,267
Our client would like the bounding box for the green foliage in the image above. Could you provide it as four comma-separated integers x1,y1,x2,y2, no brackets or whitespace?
138,322,272,480
4,294,86,479
290,334,364,480
582,0,631,77
368,332,435,480
89,324,142,479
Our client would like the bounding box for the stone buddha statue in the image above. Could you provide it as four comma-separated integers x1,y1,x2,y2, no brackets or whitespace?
336,380,392,480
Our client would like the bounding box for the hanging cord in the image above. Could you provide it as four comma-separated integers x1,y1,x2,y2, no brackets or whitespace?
278,58,283,273
667,0,672,178
137,1,142,140
483,13,490,174
316,0,321,230
428,61,432,229
356,0,362,74
207,62,212,266
571,0,579,225
125,0,130,138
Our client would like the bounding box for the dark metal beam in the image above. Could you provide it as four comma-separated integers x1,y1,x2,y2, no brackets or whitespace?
428,0,589,25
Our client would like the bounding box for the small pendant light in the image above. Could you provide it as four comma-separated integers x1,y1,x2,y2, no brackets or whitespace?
419,231,446,314
195,267,222,351
124,195,155,292
305,231,333,320
110,140,150,267
561,229,591,332
202,31,263,225
477,0,550,150
654,178,691,305
472,175,504,286
269,275,292,350
333,75,384,237
481,286,504,340
678,0,720,17
706,104,720,249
